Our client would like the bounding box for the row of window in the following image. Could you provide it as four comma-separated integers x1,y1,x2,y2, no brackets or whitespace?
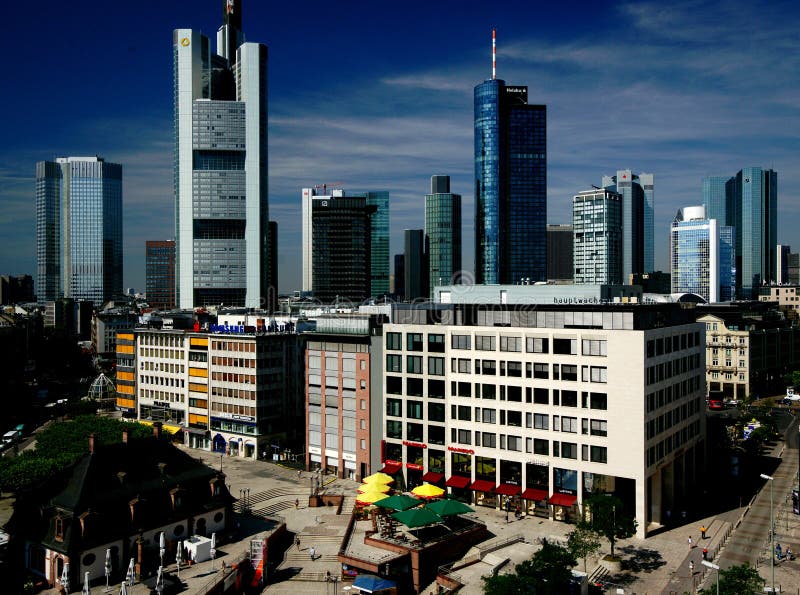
211,340,256,352
646,397,702,440
646,376,703,412
139,334,183,347
140,375,185,388
210,402,255,417
210,386,257,401
139,348,183,360
646,420,701,467
646,332,700,358
387,332,607,358
211,356,256,368
210,371,256,384
646,355,701,385
449,429,608,462
139,361,186,373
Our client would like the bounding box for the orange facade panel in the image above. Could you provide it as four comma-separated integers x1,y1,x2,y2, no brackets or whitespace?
189,413,208,425
117,384,135,395
117,345,134,354
117,333,134,341
190,337,208,347
117,371,135,381
189,367,208,378
117,398,135,409
188,382,208,393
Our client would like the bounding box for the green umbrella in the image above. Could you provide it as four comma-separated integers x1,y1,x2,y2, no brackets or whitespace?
374,494,422,511
391,507,444,529
425,498,475,517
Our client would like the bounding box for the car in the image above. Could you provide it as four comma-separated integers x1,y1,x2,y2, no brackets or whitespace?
783,394,800,405
708,399,724,410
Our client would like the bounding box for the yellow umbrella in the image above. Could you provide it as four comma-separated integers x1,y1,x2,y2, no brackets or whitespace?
411,483,445,499
356,491,389,505
358,483,390,494
362,472,394,485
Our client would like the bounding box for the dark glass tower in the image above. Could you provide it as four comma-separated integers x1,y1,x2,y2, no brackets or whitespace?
425,175,462,294
474,79,546,285
145,240,176,310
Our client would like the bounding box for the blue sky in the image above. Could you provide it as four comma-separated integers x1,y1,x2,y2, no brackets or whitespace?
2,0,798,294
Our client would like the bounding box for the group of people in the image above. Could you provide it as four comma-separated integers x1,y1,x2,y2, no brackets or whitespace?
775,542,795,561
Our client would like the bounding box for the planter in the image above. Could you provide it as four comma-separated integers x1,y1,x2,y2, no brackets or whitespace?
599,555,622,574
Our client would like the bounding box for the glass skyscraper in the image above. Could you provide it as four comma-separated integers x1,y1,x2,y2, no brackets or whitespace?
35,156,123,304
702,167,777,299
146,240,176,310
572,189,622,285
670,206,735,302
425,175,461,294
365,191,390,297
174,0,269,308
602,170,654,280
474,79,546,284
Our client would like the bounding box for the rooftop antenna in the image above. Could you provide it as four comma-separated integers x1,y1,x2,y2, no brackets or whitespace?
492,29,497,80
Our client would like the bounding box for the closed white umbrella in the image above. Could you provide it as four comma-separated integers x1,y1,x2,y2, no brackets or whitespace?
61,562,70,593
119,580,128,595
104,548,112,591
159,532,166,567
175,540,183,578
126,558,135,586
155,565,164,595
82,570,90,595
210,532,217,569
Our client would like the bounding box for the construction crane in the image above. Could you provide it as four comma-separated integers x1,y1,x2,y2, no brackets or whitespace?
312,182,344,195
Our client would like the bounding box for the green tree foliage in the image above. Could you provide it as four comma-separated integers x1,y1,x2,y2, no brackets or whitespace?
783,370,800,389
482,541,577,595
0,416,152,492
697,562,764,594
578,494,637,558
567,526,602,573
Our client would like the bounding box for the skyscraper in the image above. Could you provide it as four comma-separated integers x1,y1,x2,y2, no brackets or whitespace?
267,220,278,312
670,206,735,302
425,175,461,293
404,229,427,301
573,189,622,285
302,187,389,300
145,240,176,310
546,224,573,282
35,156,123,304
174,0,269,308
602,170,654,280
777,245,791,285
702,167,777,298
474,38,546,285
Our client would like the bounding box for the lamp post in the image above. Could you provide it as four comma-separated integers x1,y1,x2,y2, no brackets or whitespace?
701,560,719,595
760,473,775,593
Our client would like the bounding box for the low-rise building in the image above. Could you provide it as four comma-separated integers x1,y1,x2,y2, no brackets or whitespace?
759,285,800,320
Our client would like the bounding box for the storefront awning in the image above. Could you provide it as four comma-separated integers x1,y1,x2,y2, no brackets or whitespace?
421,471,444,484
469,479,496,493
521,488,548,501
548,493,577,507
445,475,471,489
380,462,402,475
494,483,521,496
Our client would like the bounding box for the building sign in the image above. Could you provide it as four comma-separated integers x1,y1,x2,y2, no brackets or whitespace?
384,459,402,467
552,297,603,304
447,446,475,455
402,440,427,449
209,323,246,334
342,453,356,462
406,463,423,471
309,446,321,455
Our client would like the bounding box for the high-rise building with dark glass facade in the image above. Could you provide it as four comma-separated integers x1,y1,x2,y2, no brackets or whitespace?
404,229,427,301
546,224,573,282
365,191,390,297
474,79,546,284
601,170,654,280
174,0,269,308
702,167,777,299
35,156,123,304
145,240,176,310
425,175,461,294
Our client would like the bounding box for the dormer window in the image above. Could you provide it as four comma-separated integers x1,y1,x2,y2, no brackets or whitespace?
54,515,64,542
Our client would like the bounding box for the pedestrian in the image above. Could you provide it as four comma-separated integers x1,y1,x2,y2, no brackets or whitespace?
295,498,299,509
688,535,693,549
298,469,302,479
776,543,783,559
689,560,694,575
700,525,707,539
309,546,316,561
295,537,300,551
702,547,708,561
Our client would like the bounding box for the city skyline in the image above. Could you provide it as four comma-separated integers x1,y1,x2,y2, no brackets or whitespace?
2,0,798,294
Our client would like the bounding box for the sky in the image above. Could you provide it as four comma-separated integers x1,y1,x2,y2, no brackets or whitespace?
1,0,798,295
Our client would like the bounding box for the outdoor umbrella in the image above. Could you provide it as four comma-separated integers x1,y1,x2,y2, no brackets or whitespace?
82,571,90,595
425,498,475,516
391,507,443,529
210,532,217,569
352,573,398,593
159,531,166,566
105,548,112,591
119,579,128,595
60,562,70,593
358,482,390,494
411,483,445,499
155,566,164,594
361,472,393,485
127,557,136,585
175,539,183,575
374,494,422,511
356,491,389,505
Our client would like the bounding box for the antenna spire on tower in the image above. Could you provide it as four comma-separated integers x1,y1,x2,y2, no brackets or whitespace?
492,29,497,79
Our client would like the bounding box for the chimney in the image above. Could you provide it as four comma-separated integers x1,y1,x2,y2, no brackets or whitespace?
88,433,97,454
153,422,163,440
122,428,129,444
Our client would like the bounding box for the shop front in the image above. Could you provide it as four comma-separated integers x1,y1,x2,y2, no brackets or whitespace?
551,467,579,524
472,456,497,508
521,488,549,518
404,443,426,490
525,462,551,517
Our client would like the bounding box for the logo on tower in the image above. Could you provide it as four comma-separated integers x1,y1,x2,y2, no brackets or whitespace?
180,37,190,47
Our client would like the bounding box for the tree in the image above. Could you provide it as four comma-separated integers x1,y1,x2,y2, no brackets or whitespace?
578,494,637,558
567,526,602,573
483,541,577,595
697,562,764,594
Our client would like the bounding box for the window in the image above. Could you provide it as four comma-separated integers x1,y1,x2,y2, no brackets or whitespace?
533,363,549,379
386,354,402,373
507,410,522,426
428,356,445,376
553,338,577,355
507,385,522,402
507,361,522,377
590,366,608,383
407,423,424,442
481,384,496,399
533,413,549,430
526,337,549,353
561,417,578,433
582,339,607,356
457,405,471,421
456,381,471,397
407,400,423,419
481,408,496,424
560,442,578,459
590,445,608,463
428,379,445,399
533,438,549,455
386,398,402,417
481,360,497,375
386,420,402,439
452,358,471,373
533,388,548,405
407,333,423,351
429,425,445,445
428,402,445,422
476,335,496,351
452,334,471,349
457,429,472,445
507,436,522,451
561,365,578,381
407,355,423,374
590,419,608,436
482,433,496,448
386,376,402,395
386,332,402,350
590,393,608,410
561,390,578,407
500,336,522,352
428,334,445,353
407,377,423,396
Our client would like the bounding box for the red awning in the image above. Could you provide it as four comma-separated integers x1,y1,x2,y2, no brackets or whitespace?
381,462,402,474
421,471,445,484
548,493,577,507
470,479,497,493
521,488,548,501
494,483,521,496
445,475,471,489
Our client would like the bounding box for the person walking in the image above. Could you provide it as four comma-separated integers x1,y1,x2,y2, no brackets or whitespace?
295,537,301,551
310,546,316,561
700,525,707,539
702,547,708,561
688,535,693,549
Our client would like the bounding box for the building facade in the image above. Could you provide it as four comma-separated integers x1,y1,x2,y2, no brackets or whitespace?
602,170,654,279
0,274,35,305
670,206,735,302
36,157,123,304
404,229,427,301
759,285,800,321
145,240,176,310
573,189,622,285
366,192,390,297
381,304,706,537
174,0,269,309
546,224,573,283
425,175,462,294
474,79,546,285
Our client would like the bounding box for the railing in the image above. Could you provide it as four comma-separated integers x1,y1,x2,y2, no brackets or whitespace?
477,533,525,556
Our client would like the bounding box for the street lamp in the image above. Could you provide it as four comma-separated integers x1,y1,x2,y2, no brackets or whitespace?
701,560,719,595
760,473,775,593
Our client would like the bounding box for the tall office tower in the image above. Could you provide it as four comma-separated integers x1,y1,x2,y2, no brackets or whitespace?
145,240,176,310
267,220,278,312
393,254,405,300
404,229,427,301
546,224,574,282
777,245,791,285
602,170,654,279
670,206,735,302
573,189,622,285
302,187,388,300
174,0,269,309
35,156,123,304
474,37,546,285
425,175,462,293
702,167,777,298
